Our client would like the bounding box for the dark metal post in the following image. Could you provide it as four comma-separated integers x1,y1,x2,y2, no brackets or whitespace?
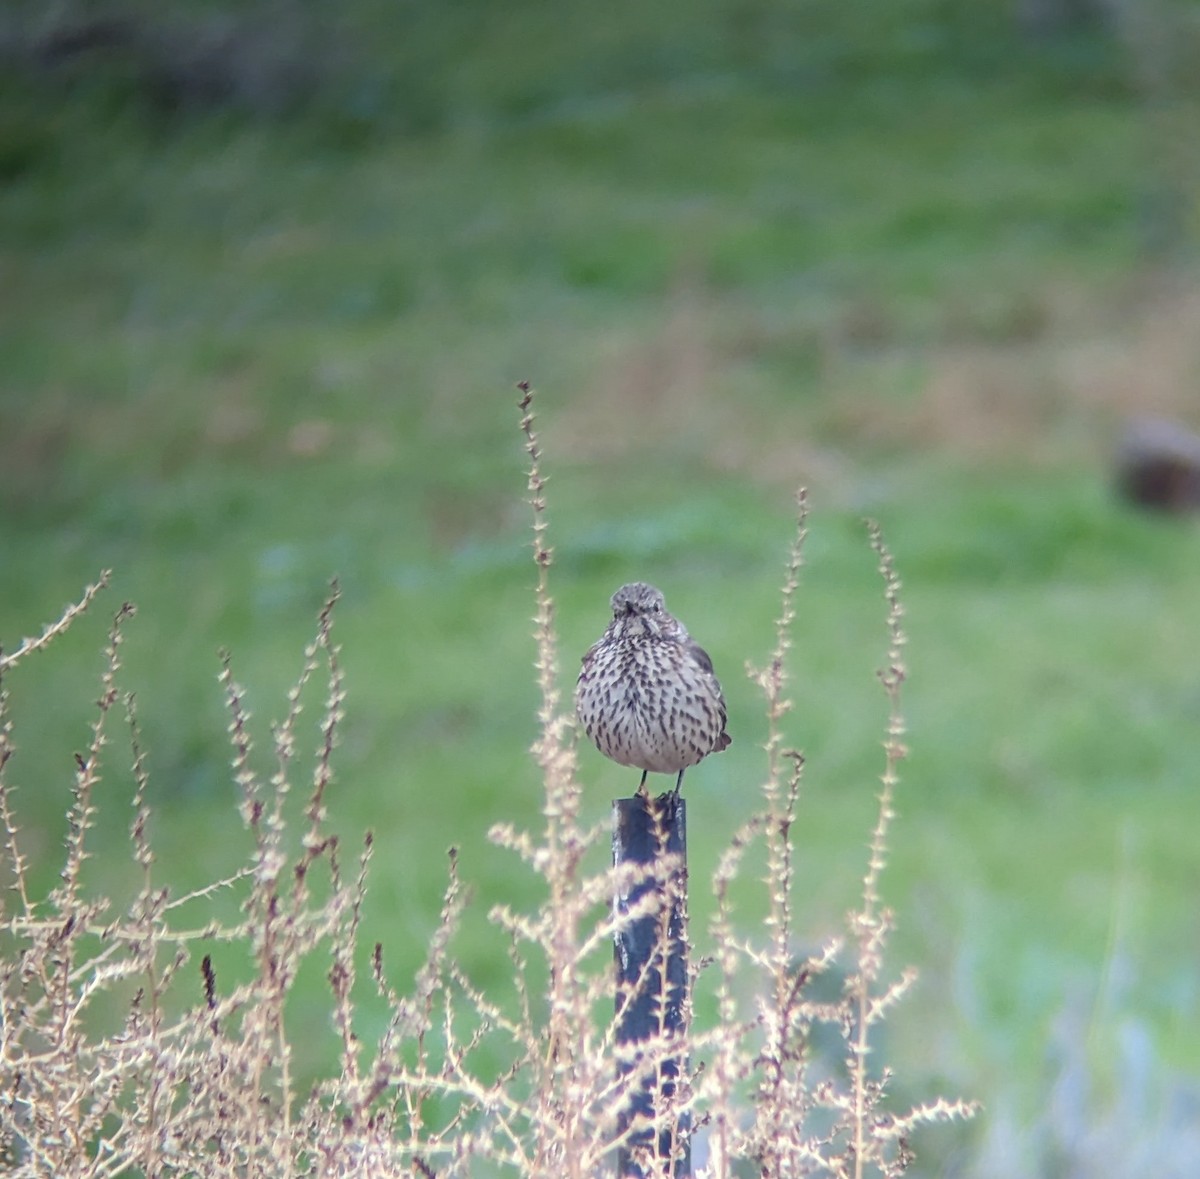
612,792,691,1179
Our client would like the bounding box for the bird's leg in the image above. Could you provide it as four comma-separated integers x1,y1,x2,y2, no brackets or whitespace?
637,769,649,797
672,769,685,797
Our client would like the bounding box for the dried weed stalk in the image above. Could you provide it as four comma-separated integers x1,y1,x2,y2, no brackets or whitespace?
0,386,974,1178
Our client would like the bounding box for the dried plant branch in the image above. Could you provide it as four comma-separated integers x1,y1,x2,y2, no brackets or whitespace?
0,397,973,1179
0,570,111,673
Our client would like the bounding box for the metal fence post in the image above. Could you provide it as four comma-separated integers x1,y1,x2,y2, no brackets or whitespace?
612,792,691,1179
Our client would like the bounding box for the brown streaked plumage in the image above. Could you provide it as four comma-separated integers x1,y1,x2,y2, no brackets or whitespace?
575,582,730,797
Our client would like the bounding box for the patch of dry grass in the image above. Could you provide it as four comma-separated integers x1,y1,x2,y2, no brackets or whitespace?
552,269,1200,483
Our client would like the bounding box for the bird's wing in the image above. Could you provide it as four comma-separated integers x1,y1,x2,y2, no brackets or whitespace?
688,640,731,748
688,641,716,677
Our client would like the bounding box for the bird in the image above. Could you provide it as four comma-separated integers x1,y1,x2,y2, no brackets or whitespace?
576,582,730,797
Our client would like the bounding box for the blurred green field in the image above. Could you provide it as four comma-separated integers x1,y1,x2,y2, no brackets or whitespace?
2,0,1199,1172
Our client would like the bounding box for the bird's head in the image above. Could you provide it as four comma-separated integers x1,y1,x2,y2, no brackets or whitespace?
609,582,677,639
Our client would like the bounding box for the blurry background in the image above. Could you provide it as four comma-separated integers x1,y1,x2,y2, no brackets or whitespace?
2,0,1199,1173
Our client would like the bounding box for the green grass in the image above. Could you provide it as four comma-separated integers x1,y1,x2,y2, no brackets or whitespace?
2,0,1199,1171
